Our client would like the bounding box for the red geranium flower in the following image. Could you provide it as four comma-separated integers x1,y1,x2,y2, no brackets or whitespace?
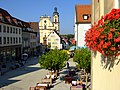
85,8,120,57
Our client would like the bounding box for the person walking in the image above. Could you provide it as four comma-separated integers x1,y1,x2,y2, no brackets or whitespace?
67,62,69,69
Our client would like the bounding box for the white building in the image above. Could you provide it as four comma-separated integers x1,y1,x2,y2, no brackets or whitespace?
74,5,91,48
0,8,23,74
47,30,62,50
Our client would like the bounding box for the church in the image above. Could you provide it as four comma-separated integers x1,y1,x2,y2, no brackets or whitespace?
39,7,60,46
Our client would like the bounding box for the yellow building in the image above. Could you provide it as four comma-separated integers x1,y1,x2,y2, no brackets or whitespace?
39,7,60,45
91,0,120,90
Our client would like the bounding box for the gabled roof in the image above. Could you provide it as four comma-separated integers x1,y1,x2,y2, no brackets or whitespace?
75,4,91,23
47,30,60,39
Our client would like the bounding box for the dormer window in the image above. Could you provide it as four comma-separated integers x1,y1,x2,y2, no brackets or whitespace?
0,13,3,21
13,18,17,25
6,16,11,23
18,21,22,26
83,14,89,20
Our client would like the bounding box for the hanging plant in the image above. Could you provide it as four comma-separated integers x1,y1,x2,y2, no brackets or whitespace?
85,8,120,57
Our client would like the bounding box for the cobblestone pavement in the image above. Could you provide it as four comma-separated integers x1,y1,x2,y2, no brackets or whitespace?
0,57,76,90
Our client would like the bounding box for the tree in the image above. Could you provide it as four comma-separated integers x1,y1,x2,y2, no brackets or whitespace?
39,48,69,72
73,47,91,72
61,34,74,40
73,47,91,87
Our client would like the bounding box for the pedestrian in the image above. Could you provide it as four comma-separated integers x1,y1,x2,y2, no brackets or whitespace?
67,61,69,69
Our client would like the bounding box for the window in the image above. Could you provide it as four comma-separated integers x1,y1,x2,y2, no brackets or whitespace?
19,37,21,43
19,29,21,34
11,37,12,44
7,26,9,33
0,25,1,32
52,42,57,44
16,37,18,43
3,25,6,32
10,27,12,33
48,39,51,41
55,38,59,41
44,25,46,29
83,14,89,20
3,37,6,44
7,37,9,44
51,35,54,37
16,28,18,34
13,28,15,33
55,19,57,22
0,37,2,44
13,37,15,44
44,20,47,23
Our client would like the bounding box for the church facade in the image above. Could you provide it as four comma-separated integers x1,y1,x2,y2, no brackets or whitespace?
39,7,60,45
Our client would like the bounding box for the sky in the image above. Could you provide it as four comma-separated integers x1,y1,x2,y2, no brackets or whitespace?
0,0,91,34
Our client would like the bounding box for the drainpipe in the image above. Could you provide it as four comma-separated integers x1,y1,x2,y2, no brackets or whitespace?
76,23,78,49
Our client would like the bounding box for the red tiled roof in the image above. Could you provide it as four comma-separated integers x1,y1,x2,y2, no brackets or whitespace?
0,8,30,28
70,38,76,45
75,4,91,23
29,22,39,32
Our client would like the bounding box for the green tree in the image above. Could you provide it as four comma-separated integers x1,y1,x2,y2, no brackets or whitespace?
47,43,51,49
39,48,69,72
73,47,91,72
61,34,74,40
73,47,91,87
67,34,74,40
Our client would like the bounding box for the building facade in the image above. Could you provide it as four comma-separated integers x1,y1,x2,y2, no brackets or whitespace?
47,30,62,50
0,8,39,75
29,22,41,55
29,22,40,47
74,5,91,48
39,7,60,45
0,8,22,74
91,0,120,90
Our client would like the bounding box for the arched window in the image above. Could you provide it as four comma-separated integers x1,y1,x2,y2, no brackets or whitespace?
44,25,46,29
55,19,57,22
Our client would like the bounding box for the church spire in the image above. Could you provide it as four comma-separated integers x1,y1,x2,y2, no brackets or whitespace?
54,7,57,12
53,7,59,16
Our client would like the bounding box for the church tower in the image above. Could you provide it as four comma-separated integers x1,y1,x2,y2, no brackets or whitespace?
52,7,60,33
